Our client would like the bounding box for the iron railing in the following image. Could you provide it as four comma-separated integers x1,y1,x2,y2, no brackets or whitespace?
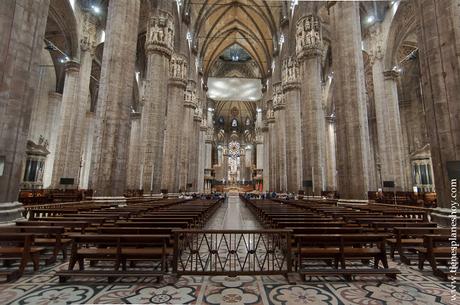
173,229,292,276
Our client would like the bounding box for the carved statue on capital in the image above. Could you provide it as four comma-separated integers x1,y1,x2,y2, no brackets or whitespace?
296,15,323,59
368,25,384,64
169,54,188,86
281,57,300,90
272,82,285,110
146,10,174,56
184,83,197,109
80,12,97,55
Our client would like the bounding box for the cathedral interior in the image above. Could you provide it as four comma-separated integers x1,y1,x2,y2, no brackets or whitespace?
0,0,459,304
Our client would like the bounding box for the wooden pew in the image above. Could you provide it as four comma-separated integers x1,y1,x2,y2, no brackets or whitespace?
0,233,46,281
57,234,171,282
0,226,69,263
411,234,460,279
386,227,449,261
295,233,400,280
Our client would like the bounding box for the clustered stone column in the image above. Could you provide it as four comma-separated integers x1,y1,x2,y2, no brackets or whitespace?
282,57,303,193
161,54,188,192
53,11,97,189
0,0,50,223
51,60,81,187
140,9,174,194
197,119,207,192
369,25,408,191
127,112,142,190
89,0,140,196
415,0,460,209
189,104,203,190
296,15,327,195
178,82,197,191
272,83,287,192
267,107,276,191
262,122,270,191
330,1,371,199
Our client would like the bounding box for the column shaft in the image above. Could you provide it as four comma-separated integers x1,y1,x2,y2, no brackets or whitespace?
331,2,371,199
89,0,140,196
162,54,187,192
416,0,460,208
141,9,174,193
0,0,49,223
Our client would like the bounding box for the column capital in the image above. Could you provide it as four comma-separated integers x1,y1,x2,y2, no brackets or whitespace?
169,53,188,88
64,60,80,73
272,82,285,110
383,70,400,80
184,82,197,109
296,15,324,60
145,10,174,57
281,57,300,91
80,11,98,55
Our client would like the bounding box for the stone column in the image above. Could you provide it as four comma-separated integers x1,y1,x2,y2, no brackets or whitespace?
282,57,303,193
262,122,270,191
126,112,142,190
0,0,50,224
267,108,276,191
189,103,203,191
162,54,187,192
325,116,337,191
141,9,174,194
53,12,97,188
51,60,81,187
330,2,371,199
416,0,460,208
79,111,96,189
179,82,197,191
42,92,62,188
273,83,287,192
198,120,207,192
89,0,140,196
296,15,327,195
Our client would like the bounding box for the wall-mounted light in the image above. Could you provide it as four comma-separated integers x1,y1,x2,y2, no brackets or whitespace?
208,108,214,112
366,15,375,24
256,108,262,113
91,5,101,14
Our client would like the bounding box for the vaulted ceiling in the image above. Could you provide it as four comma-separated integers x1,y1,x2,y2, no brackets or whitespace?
186,0,283,80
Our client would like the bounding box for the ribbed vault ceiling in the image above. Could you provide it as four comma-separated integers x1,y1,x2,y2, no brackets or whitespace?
187,0,281,79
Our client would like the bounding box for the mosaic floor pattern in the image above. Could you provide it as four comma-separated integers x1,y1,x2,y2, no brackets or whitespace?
0,259,458,305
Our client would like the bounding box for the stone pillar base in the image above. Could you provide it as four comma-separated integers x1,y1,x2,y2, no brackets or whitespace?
0,202,26,226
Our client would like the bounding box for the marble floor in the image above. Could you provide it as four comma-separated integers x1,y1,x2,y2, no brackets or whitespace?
205,195,261,230
0,195,458,304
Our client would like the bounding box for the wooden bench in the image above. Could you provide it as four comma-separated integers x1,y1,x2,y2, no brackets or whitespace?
57,234,171,282
16,220,90,233
411,234,460,279
0,233,46,281
386,227,449,261
0,226,70,263
294,234,400,280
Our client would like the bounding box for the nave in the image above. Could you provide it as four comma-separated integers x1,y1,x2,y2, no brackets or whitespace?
0,196,456,305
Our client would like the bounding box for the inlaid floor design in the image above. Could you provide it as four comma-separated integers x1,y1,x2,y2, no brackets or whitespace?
1,196,458,304
0,261,458,305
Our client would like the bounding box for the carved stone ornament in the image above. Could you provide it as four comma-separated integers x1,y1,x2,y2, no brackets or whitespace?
272,82,285,110
80,12,97,54
296,15,323,59
184,83,197,109
169,53,188,87
145,10,174,56
281,57,300,90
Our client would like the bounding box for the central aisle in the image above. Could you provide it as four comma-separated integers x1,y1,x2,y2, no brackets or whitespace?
205,194,262,229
